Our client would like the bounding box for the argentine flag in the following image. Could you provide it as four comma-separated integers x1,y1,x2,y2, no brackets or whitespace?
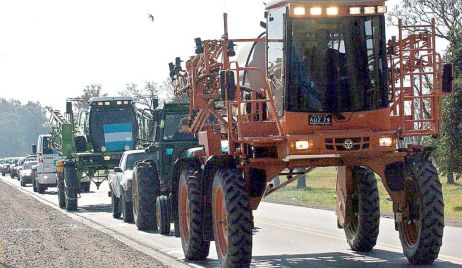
103,123,133,152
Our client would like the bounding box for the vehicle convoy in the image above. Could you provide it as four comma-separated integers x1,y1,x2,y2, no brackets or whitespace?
47,97,138,211
131,103,199,233
2,157,21,176
108,149,155,223
157,1,455,266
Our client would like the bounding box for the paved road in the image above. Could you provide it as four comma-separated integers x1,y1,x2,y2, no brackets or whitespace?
1,174,462,267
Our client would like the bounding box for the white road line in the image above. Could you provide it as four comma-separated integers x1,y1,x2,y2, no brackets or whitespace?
256,218,462,265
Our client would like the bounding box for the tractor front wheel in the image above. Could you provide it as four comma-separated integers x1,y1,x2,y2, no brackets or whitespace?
398,159,444,265
132,160,159,230
178,166,210,260
212,168,252,268
344,166,380,252
157,195,171,235
63,162,78,211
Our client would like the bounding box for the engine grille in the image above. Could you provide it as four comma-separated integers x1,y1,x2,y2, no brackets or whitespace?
325,137,370,151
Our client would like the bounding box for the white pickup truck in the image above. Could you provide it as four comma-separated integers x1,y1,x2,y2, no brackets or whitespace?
108,149,155,222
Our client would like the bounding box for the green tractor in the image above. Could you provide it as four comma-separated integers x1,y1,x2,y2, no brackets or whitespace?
132,102,200,233
48,97,138,211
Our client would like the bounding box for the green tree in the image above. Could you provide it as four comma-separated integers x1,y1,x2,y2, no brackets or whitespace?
74,84,106,113
0,99,49,157
390,0,462,183
119,80,178,109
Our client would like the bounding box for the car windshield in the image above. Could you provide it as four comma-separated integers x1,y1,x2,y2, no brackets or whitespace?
286,16,388,113
23,161,37,169
89,106,137,152
125,153,155,170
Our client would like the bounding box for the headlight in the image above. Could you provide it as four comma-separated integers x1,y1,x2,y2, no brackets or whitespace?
379,137,393,147
104,156,111,161
295,141,310,150
101,146,107,152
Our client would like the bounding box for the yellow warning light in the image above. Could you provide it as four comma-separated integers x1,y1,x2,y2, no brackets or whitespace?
293,6,306,16
326,7,339,16
349,7,361,15
310,7,322,16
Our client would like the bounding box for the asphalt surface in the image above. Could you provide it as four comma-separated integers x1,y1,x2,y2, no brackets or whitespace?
1,174,462,268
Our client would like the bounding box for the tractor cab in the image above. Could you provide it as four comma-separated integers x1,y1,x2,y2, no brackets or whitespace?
87,97,138,153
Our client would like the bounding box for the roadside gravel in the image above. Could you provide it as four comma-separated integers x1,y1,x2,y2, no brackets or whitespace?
0,180,166,268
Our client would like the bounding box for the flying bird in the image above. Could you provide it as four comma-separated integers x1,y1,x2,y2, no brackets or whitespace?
148,14,154,22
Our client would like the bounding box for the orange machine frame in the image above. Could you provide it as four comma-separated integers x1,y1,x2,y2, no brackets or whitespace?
171,13,447,218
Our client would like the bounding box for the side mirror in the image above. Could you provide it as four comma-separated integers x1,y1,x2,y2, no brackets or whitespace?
114,167,123,173
32,144,37,154
260,21,267,29
442,63,454,94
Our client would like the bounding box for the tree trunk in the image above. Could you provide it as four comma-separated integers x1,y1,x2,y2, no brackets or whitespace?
273,176,280,186
447,172,455,184
296,175,307,189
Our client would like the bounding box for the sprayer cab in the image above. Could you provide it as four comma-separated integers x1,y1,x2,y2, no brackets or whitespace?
265,0,389,124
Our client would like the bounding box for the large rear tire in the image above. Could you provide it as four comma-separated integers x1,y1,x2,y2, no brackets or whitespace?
178,166,210,261
212,168,252,268
156,195,171,235
133,160,159,230
398,159,444,265
344,166,380,252
63,162,78,211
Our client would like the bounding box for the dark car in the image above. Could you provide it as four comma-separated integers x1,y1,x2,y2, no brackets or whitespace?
0,159,6,175
11,157,25,179
2,158,14,176
19,160,38,187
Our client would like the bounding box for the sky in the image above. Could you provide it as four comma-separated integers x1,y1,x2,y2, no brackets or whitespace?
0,0,409,111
